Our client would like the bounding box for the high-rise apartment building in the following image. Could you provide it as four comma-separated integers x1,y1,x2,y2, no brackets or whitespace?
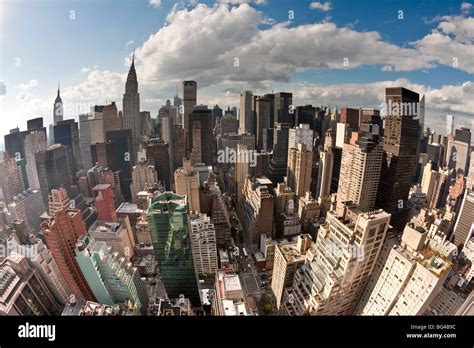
0,155,25,205
174,159,201,213
357,223,452,315
75,236,148,314
0,254,61,315
271,234,312,309
41,209,96,301
337,134,383,212
281,203,390,315
7,188,45,234
130,159,158,203
93,184,117,222
287,143,313,199
188,213,218,277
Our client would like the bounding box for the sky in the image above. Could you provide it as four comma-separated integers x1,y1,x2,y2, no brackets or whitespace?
0,0,473,142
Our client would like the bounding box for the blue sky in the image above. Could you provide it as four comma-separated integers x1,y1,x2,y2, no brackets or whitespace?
0,0,473,139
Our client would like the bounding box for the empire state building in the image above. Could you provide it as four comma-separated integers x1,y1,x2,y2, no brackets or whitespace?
122,52,140,162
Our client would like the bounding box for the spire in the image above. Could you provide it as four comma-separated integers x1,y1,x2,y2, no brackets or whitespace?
131,49,135,68
57,81,60,98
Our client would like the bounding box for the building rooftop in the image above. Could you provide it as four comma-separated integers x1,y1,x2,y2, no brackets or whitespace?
278,242,306,264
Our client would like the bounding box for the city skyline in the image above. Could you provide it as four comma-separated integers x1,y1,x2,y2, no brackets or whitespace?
1,0,474,143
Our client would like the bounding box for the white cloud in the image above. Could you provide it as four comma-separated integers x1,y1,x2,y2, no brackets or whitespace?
149,0,162,8
461,2,472,12
309,2,332,12
126,40,134,46
15,79,38,91
218,0,267,4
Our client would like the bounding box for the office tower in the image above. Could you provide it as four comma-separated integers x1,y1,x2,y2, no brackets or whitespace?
7,189,45,234
377,87,420,231
212,269,251,316
174,125,186,169
93,184,117,222
76,236,148,314
24,131,47,189
295,105,316,130
160,101,177,173
275,200,302,238
139,111,151,136
255,97,271,151
41,209,96,301
174,159,201,213
122,53,141,156
426,143,443,170
446,135,470,176
190,120,202,164
130,159,158,203
91,141,115,168
182,80,198,150
281,203,390,315
452,191,474,249
359,108,382,130
271,235,312,309
220,115,239,135
316,131,336,199
102,102,122,135
455,127,471,144
337,134,383,212
357,223,452,315
35,144,75,204
54,119,83,172
88,218,135,262
288,123,313,150
274,92,293,125
188,106,214,165
287,142,313,199
268,123,291,184
275,182,295,216
340,107,360,132
0,155,25,204
106,129,133,198
241,176,274,245
85,165,123,203
212,104,223,128
0,254,61,315
235,144,250,204
145,138,172,190
79,114,93,169
446,114,455,136
53,83,63,126
146,192,200,306
239,91,254,135
90,105,106,144
188,213,218,277
47,187,71,215
4,128,25,159
336,122,351,148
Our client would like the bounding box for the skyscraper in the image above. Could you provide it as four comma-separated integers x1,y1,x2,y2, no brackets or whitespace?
268,123,291,184
281,203,390,315
53,83,63,126
174,159,201,213
35,144,75,205
0,155,25,205
145,138,171,190
106,129,134,198
122,53,140,157
239,91,254,135
75,236,148,314
182,80,197,151
287,143,313,199
274,92,293,125
337,134,383,212
54,119,83,172
24,131,47,189
0,254,61,315
255,96,271,151
189,106,214,165
452,191,474,249
130,159,158,203
377,87,420,231
41,209,96,301
146,192,200,306
93,184,117,222
188,212,218,277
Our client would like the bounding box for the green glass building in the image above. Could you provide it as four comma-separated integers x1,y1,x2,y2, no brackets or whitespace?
146,192,201,306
